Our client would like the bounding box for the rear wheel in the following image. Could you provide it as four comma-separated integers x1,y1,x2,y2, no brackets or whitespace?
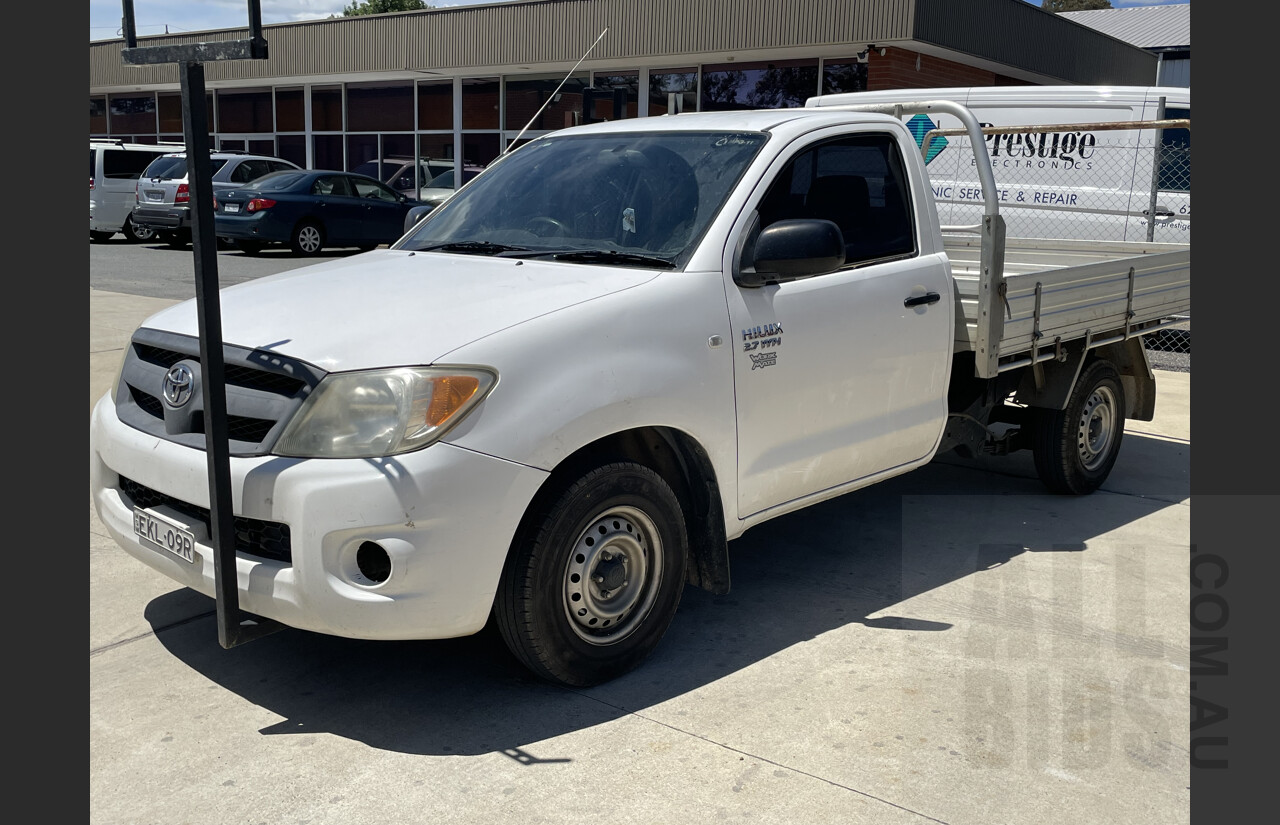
122,216,156,243
235,240,264,256
290,221,325,256
495,462,689,687
1031,359,1126,495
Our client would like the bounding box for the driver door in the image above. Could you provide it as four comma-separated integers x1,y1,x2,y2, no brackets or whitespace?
725,129,954,517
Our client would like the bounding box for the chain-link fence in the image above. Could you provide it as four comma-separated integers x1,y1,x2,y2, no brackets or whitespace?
923,118,1190,370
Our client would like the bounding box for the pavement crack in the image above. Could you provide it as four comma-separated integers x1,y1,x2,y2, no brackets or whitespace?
90,609,216,657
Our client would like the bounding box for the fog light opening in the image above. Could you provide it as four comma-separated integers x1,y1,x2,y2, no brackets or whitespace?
356,541,392,584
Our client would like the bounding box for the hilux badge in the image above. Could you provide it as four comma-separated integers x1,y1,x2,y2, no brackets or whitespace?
163,364,195,407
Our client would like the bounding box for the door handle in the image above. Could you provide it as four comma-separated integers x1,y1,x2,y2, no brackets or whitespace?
904,292,940,308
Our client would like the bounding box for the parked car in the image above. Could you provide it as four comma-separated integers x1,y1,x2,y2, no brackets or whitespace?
90,140,181,242
352,156,454,195
131,150,301,247
417,165,485,208
214,169,424,255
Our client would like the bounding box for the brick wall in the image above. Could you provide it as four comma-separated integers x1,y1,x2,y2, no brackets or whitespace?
868,47,1013,90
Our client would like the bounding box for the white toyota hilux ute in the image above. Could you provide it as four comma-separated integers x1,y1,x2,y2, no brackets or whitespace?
90,101,1191,687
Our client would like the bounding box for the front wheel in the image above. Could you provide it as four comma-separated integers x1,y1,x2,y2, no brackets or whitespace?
495,462,689,687
290,221,325,255
1031,359,1126,495
89,230,113,242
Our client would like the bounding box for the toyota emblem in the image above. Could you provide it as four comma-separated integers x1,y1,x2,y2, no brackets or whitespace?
163,364,195,407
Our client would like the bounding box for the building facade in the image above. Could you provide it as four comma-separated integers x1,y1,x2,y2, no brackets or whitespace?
89,0,1161,178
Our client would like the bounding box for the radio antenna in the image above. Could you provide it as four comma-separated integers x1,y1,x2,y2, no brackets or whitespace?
504,26,609,154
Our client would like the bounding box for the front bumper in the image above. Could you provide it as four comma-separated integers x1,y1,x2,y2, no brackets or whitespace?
131,204,190,231
90,393,549,640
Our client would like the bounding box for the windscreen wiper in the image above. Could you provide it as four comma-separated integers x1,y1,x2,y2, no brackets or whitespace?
415,241,530,255
542,249,676,269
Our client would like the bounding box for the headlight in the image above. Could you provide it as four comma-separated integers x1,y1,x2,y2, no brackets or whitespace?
274,366,497,458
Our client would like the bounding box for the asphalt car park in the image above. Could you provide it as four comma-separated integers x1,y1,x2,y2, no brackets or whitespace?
90,240,1191,825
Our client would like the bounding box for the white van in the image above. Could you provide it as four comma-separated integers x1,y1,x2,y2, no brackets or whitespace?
90,140,178,242
806,86,1190,243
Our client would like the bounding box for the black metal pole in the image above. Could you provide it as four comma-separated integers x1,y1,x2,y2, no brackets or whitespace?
120,0,279,649
178,62,243,649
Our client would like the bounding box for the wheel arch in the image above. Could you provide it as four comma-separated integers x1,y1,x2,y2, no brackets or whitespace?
1013,337,1154,421
512,426,730,597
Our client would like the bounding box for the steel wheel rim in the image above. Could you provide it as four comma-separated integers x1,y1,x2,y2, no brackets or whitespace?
562,505,662,645
298,226,321,252
1077,384,1117,471
133,224,155,241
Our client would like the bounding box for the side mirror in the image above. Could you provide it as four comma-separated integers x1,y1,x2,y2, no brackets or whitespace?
736,219,846,287
403,204,435,235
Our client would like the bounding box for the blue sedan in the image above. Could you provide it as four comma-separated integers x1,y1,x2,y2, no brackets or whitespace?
214,169,425,256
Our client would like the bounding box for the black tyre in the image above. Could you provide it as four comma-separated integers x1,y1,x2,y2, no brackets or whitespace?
163,231,190,249
90,230,113,242
1031,359,1126,495
122,216,157,243
290,221,325,255
235,240,264,256
495,462,689,687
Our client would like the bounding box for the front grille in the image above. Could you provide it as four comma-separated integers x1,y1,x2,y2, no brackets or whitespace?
120,476,292,563
115,328,326,456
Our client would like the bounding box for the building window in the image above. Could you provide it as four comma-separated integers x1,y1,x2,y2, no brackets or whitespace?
155,92,213,136
462,77,500,130
588,72,639,122
90,97,107,134
346,134,379,172
277,134,307,168
312,86,344,132
276,88,305,132
701,59,819,111
504,72,589,133
418,80,453,130
464,133,501,168
419,134,454,163
822,60,868,95
347,82,413,132
313,134,344,170
217,90,273,133
649,69,697,115
109,94,156,136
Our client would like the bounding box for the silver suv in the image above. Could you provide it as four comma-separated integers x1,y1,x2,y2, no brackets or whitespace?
352,156,453,195
131,150,301,247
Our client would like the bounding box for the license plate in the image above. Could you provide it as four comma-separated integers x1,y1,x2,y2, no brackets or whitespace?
146,190,163,201
134,507,196,564
224,203,240,213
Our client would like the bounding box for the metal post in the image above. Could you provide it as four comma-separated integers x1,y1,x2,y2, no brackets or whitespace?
177,63,246,649
1146,96,1167,243
121,1,279,648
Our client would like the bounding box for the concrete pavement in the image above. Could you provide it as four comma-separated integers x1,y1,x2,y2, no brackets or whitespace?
90,287,1191,825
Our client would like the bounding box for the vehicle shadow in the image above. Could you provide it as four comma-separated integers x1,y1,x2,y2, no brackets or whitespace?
145,432,1188,756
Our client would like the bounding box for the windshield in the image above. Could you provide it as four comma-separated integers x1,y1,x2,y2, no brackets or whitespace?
397,130,768,267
